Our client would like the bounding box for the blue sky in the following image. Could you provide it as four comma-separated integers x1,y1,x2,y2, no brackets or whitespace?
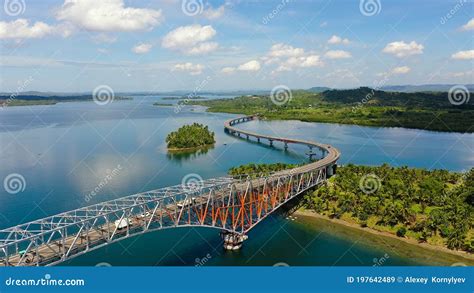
0,0,473,92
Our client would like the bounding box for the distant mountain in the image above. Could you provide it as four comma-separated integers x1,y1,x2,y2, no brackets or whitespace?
380,84,474,92
307,86,331,93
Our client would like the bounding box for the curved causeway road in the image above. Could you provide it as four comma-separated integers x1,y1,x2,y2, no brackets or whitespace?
224,115,341,176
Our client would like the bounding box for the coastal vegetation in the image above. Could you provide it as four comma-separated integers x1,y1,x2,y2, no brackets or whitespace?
228,162,474,253
166,123,215,150
0,94,131,107
191,88,474,133
228,162,297,178
304,164,473,253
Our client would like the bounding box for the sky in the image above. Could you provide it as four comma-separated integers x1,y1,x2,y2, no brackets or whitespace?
0,0,473,92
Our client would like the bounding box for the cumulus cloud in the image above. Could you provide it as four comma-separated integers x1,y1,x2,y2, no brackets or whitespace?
203,5,225,20
382,41,424,57
276,55,323,72
451,50,474,60
324,50,352,59
56,0,163,32
221,67,236,74
391,66,411,74
132,43,152,54
327,35,350,45
238,60,261,71
267,43,305,59
162,25,218,55
0,19,56,39
172,62,204,75
461,18,474,31
262,43,323,72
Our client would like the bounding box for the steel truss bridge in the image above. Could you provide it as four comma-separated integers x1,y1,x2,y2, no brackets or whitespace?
0,115,340,266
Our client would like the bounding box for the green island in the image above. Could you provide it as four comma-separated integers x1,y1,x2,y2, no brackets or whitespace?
191,87,474,133
228,163,474,258
166,123,215,151
0,94,132,107
153,102,174,107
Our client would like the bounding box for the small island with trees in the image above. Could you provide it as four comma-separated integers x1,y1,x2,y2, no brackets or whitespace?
166,123,215,151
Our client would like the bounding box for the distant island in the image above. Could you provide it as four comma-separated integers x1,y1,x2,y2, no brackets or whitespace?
0,94,132,107
229,163,474,259
166,123,215,151
161,96,208,100
153,102,174,107
190,87,474,133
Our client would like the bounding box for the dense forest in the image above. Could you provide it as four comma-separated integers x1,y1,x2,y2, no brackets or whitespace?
192,88,474,133
228,163,298,178
304,164,473,252
166,123,215,150
228,162,474,253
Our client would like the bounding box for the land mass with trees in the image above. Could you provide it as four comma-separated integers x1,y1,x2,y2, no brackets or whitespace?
0,94,131,107
166,123,215,151
228,163,474,255
191,87,474,133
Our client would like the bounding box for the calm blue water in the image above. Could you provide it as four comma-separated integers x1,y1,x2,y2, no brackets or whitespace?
0,96,472,266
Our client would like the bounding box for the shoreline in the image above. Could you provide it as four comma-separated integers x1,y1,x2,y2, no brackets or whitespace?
167,144,215,152
295,209,474,264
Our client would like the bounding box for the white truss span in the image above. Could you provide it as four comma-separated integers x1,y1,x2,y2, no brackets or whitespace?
0,115,340,266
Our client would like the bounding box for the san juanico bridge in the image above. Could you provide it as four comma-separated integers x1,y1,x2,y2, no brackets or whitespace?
0,116,339,266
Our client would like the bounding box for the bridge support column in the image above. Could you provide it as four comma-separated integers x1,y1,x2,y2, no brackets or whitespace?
284,142,288,150
246,134,249,140
257,137,260,143
221,232,248,250
269,139,273,147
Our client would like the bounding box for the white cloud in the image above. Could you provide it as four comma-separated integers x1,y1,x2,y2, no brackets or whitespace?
221,67,236,74
276,55,323,71
132,43,152,54
172,62,204,75
324,50,352,59
267,43,305,58
162,25,218,55
203,5,225,20
263,43,323,72
238,60,261,71
382,41,424,57
391,66,411,74
327,35,350,45
0,19,55,39
56,0,163,32
461,18,474,31
451,50,474,60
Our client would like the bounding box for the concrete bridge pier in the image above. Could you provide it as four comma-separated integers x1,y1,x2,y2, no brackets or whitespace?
221,232,248,250
269,139,274,147
257,137,260,143
284,142,288,150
